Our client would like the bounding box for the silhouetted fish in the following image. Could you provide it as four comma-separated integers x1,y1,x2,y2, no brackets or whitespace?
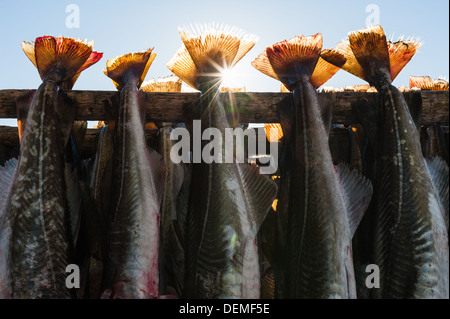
167,24,277,298
0,36,102,298
252,33,372,299
322,25,449,298
102,49,166,299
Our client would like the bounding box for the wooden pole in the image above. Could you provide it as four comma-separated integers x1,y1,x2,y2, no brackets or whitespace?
0,90,448,125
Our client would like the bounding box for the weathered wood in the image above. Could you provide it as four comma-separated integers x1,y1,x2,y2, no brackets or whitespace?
2,124,447,161
0,90,448,125
0,126,159,159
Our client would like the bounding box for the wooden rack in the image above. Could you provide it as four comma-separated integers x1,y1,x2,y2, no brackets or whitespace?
0,90,448,159
1,90,448,124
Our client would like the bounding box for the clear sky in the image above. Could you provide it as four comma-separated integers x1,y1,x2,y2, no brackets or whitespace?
0,0,448,125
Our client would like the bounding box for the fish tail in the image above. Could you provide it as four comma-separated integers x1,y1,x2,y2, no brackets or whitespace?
387,39,421,82
168,24,258,90
252,34,323,91
62,51,103,90
22,36,102,87
347,25,391,87
179,23,257,70
104,49,157,91
166,47,198,90
321,26,420,88
310,55,345,88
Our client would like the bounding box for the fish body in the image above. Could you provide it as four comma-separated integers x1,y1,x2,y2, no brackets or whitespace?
322,25,449,298
0,81,71,298
166,25,276,299
286,82,362,298
373,85,449,298
0,36,101,299
103,50,166,299
141,77,184,295
184,85,276,298
252,34,372,299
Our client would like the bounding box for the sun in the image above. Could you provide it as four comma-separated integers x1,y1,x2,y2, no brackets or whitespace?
220,67,240,88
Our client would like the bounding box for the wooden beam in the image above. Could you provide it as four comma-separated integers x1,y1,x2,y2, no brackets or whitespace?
1,124,448,160
0,90,448,125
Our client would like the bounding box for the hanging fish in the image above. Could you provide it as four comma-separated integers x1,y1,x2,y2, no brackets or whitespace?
167,23,277,299
141,76,185,296
322,25,449,299
0,36,102,299
102,49,167,299
252,34,373,299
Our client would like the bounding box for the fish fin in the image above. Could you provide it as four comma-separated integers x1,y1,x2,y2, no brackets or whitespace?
238,163,278,235
347,25,391,87
31,36,96,83
21,41,37,68
0,157,18,212
388,39,421,82
251,49,280,84
321,44,366,82
179,24,257,72
425,157,449,231
141,76,182,92
336,163,373,237
310,55,345,88
252,34,323,91
317,91,336,137
166,47,199,90
351,97,379,147
147,148,167,208
55,91,78,148
15,90,36,143
62,51,104,90
403,91,422,132
104,49,157,91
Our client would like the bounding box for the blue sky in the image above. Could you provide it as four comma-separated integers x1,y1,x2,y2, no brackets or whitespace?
0,0,448,125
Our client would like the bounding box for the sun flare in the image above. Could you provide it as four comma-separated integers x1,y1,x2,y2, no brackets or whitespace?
221,67,240,88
